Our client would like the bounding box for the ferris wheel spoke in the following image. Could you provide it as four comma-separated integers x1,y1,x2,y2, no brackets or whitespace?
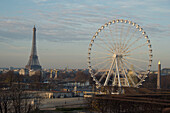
121,25,131,50
123,34,143,52
121,61,136,87
98,35,114,52
115,23,120,52
92,58,112,68
125,42,148,54
94,60,112,77
92,56,112,60
109,25,118,52
119,24,124,52
94,61,112,76
108,26,115,43
104,57,116,86
119,59,130,86
92,50,112,55
99,64,113,82
98,72,107,82
122,58,145,72
123,51,148,56
99,59,115,83
95,43,113,54
108,26,118,52
125,57,148,63
122,59,142,81
123,28,138,50
103,28,116,51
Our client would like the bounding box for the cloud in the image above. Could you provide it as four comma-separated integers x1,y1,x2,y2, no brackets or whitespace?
0,41,27,50
150,7,170,13
0,17,33,42
115,0,146,8
31,0,49,3
0,0,169,45
143,23,170,39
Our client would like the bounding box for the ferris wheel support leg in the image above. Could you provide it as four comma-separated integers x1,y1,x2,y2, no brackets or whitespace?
120,59,130,87
121,61,136,87
112,72,117,86
104,57,115,86
115,58,121,87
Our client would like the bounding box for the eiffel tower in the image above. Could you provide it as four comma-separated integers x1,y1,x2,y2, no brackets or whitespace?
25,25,42,70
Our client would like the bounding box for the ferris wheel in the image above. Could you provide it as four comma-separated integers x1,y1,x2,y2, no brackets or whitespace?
88,19,152,89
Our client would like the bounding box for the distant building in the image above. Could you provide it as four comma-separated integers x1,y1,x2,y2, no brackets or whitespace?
53,91,73,98
54,70,58,79
2,70,10,74
19,69,29,75
29,70,41,76
13,69,19,75
162,68,170,75
49,69,59,79
29,70,36,76
50,70,53,78
63,81,90,87
9,66,14,70
26,91,53,99
41,70,49,80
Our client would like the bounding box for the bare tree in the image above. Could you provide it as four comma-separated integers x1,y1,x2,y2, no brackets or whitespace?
0,83,41,113
0,91,12,113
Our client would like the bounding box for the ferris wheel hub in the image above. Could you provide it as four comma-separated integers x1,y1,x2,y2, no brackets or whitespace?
113,54,123,59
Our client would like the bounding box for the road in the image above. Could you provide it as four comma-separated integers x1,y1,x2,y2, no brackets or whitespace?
39,97,86,110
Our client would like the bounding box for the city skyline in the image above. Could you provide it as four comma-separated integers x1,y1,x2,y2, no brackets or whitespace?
0,0,170,69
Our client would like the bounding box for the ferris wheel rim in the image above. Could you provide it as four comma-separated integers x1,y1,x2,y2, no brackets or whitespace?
88,19,153,88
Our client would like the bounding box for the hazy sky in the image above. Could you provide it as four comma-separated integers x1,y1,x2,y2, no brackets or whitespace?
0,0,170,69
